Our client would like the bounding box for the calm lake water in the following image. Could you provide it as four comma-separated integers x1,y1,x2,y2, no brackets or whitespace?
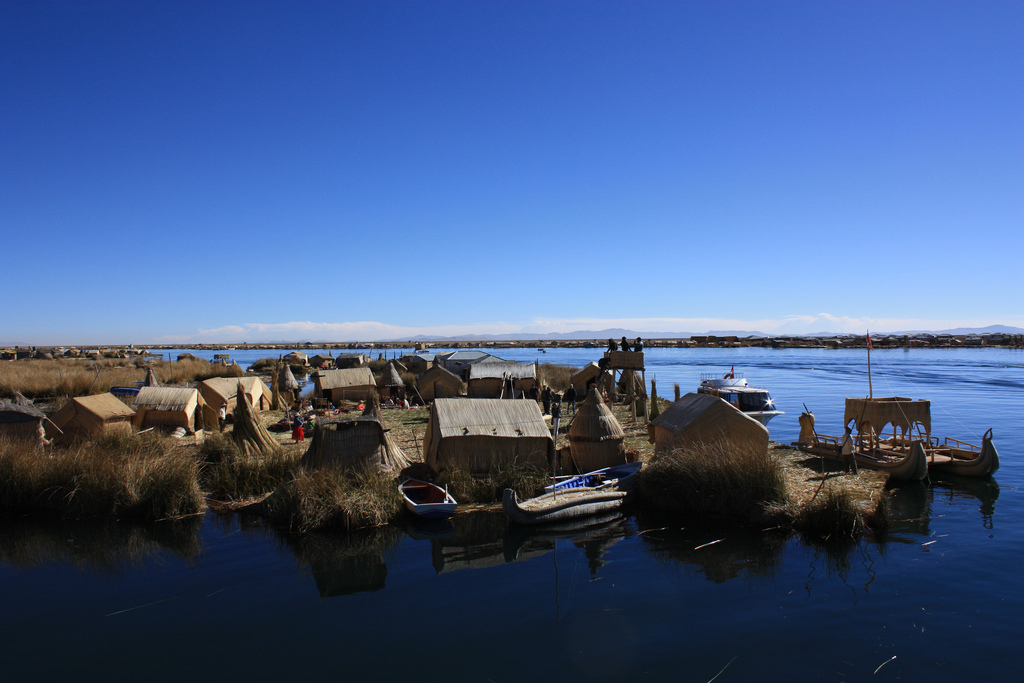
3,348,1022,681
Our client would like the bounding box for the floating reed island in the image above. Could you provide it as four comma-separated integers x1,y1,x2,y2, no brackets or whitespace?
1,353,892,539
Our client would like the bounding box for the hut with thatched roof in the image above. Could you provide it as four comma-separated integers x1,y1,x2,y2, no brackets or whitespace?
283,351,309,366
401,353,435,374
309,353,335,369
132,386,204,433
144,366,160,387
50,393,135,441
648,392,769,457
563,388,627,473
466,361,538,398
423,398,553,475
416,364,463,402
177,352,198,361
570,361,612,397
0,392,48,442
314,367,377,404
333,353,368,369
376,362,405,400
197,376,272,427
300,415,411,472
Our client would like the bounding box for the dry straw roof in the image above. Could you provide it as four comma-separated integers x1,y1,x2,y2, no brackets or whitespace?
133,386,199,412
0,392,46,422
468,361,536,380
144,367,160,387
199,376,267,401
317,367,375,390
70,393,136,420
279,363,299,390
431,398,550,438
844,397,931,433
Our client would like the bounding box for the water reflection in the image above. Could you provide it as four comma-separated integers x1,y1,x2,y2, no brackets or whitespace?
887,474,1000,537
0,515,201,572
278,526,403,597
635,511,789,582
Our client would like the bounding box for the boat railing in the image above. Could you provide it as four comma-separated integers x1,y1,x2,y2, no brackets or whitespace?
700,372,745,381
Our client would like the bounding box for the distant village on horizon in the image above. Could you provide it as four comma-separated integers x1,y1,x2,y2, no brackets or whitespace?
4,325,1023,353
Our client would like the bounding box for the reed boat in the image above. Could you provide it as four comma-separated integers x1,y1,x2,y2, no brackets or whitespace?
797,395,997,480
400,479,457,519
502,487,629,526
921,429,999,477
697,369,784,426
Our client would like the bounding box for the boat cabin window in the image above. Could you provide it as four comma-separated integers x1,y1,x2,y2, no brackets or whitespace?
738,391,773,412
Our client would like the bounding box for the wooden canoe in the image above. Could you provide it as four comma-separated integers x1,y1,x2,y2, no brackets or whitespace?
400,479,457,519
503,487,629,526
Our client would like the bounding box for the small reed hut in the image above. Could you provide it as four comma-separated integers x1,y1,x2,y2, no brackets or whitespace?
283,351,309,366
177,352,198,361
416,364,463,402
564,388,627,473
300,415,412,472
401,353,435,374
144,366,160,387
197,376,272,427
309,354,335,369
376,362,406,401
132,386,204,433
466,361,538,398
648,392,769,457
314,367,377,404
0,392,47,442
423,398,553,475
333,353,368,369
571,361,612,397
50,392,136,441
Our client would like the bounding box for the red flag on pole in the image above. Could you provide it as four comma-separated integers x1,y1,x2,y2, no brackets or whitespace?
866,333,873,349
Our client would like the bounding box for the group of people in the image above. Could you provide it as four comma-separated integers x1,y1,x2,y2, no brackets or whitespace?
608,336,643,352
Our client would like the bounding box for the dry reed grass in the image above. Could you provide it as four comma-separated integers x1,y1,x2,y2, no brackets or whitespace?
197,431,301,501
437,460,550,503
0,358,242,400
635,441,790,521
538,363,575,391
0,431,203,520
262,466,402,532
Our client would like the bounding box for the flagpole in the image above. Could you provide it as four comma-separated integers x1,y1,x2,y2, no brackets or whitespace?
866,330,873,399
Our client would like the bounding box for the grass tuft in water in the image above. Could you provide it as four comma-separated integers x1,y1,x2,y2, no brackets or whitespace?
262,466,402,533
635,441,789,521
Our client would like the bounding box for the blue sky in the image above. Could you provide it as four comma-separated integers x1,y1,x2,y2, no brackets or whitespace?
3,1,1022,344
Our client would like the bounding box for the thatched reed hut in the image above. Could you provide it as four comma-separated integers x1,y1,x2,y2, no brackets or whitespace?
648,392,769,457
50,393,135,441
333,353,367,369
377,362,405,400
283,351,308,366
416,364,462,402
570,362,612,397
299,415,411,472
0,392,47,442
176,352,198,361
314,367,377,404
423,398,553,475
436,350,501,378
401,353,435,374
197,376,272,427
309,354,335,369
144,367,160,387
132,386,204,433
466,361,538,398
563,388,627,473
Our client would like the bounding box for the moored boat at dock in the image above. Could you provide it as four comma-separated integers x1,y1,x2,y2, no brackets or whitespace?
697,369,784,426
